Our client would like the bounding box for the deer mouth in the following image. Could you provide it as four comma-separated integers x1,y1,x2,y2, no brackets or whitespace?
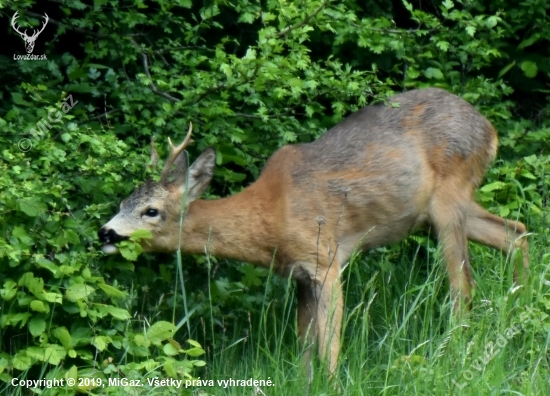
98,227,128,254
101,244,120,254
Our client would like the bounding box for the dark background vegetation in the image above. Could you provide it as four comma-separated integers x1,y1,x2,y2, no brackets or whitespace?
0,0,549,394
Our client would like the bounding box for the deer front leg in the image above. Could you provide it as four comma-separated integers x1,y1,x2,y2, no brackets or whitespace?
296,265,343,376
316,268,343,375
297,279,317,379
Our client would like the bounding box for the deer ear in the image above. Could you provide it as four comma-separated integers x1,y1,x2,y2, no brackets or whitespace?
184,148,216,200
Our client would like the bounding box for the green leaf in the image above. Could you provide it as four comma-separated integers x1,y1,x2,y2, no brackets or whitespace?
25,346,45,361
520,170,536,180
146,321,176,345
30,300,46,312
119,241,142,261
29,317,46,337
518,33,540,49
64,229,80,245
499,206,511,217
127,337,150,357
105,306,131,320
12,227,32,244
164,358,177,378
130,229,153,241
42,292,63,304
18,273,44,297
163,342,179,356
52,327,73,350
238,12,257,24
97,283,127,299
220,63,233,77
423,68,444,80
523,155,538,165
92,336,109,351
183,347,205,357
239,263,267,287
177,0,192,8
465,25,476,37
0,372,12,383
66,365,78,382
18,198,47,217
44,344,66,365
187,339,202,348
520,61,537,78
0,280,17,301
436,41,449,52
133,334,147,346
262,12,276,22
480,181,507,192
65,283,95,302
8,312,31,327
13,353,32,370
498,61,516,78
486,16,500,28
11,92,31,106
65,83,94,93
36,257,59,275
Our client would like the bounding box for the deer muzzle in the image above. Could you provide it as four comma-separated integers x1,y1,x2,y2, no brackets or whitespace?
98,227,128,254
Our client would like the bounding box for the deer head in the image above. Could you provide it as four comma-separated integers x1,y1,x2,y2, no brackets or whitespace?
11,12,49,54
98,123,216,254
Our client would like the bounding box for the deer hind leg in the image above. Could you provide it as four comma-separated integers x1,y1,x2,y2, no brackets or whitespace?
466,202,529,284
430,190,474,313
296,263,343,376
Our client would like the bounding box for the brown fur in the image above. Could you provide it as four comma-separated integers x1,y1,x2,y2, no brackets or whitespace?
99,88,529,375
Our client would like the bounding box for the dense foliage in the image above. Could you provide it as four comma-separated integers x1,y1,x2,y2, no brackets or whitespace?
0,0,549,394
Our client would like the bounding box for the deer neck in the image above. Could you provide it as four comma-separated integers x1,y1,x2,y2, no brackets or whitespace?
180,186,277,266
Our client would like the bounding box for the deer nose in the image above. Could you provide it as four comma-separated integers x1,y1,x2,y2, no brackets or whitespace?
98,227,128,244
98,227,111,243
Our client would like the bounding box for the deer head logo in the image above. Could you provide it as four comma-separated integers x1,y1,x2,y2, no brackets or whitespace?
11,11,49,54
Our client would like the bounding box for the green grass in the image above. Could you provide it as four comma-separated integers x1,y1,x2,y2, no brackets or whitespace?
5,227,547,396
197,232,550,395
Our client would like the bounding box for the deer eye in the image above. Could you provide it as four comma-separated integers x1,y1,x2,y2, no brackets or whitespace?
144,208,159,217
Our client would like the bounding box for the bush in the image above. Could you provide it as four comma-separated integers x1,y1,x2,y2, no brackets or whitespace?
1,0,548,394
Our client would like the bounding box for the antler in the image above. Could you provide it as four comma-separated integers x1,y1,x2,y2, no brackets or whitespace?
11,12,48,39
33,13,49,38
11,12,27,38
148,137,159,169
159,122,194,183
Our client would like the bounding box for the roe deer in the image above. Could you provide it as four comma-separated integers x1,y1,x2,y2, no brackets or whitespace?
98,88,529,375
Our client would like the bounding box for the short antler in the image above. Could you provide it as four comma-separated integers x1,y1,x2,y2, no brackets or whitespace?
149,137,159,169
160,122,194,183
